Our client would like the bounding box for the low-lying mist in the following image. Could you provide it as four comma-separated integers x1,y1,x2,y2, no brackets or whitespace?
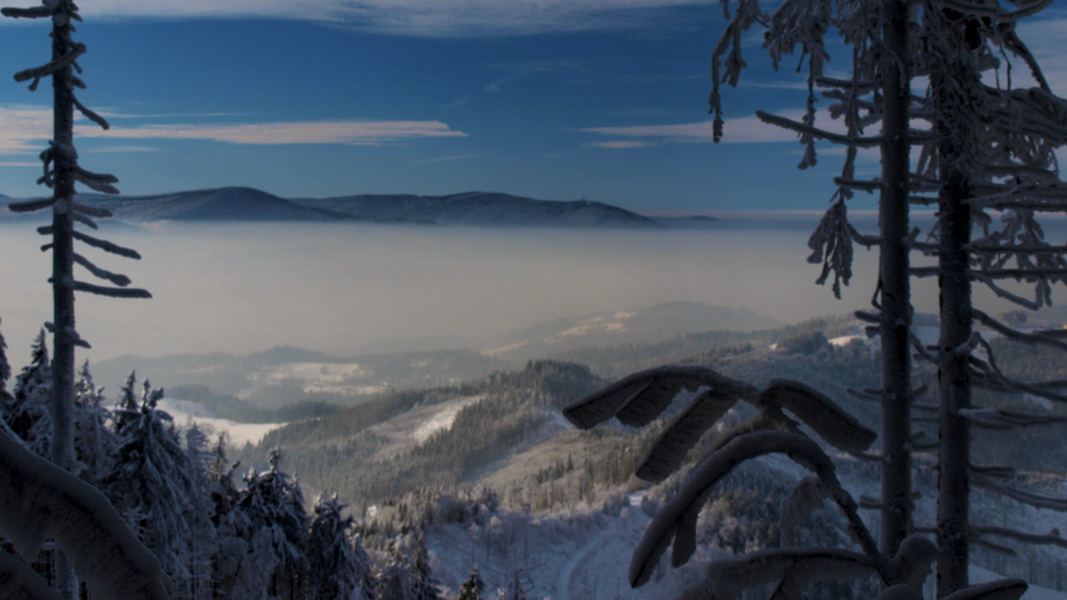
0,216,1031,364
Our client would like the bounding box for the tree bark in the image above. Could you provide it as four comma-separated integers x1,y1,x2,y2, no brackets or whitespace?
936,164,972,596
50,9,78,600
878,0,913,557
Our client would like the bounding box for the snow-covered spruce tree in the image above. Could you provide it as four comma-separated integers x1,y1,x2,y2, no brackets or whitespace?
457,566,484,600
1,2,149,595
307,494,376,600
105,377,200,600
5,330,53,456
236,449,311,600
408,534,441,600
180,425,219,600
563,367,938,597
376,541,417,600
71,360,118,488
707,0,921,559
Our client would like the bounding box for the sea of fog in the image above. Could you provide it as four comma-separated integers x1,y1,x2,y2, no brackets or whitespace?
0,214,1046,363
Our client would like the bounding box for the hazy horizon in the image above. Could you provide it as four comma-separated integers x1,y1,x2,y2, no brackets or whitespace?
0,215,1047,366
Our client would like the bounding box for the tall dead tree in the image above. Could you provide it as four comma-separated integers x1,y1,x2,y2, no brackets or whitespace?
559,1,1067,599
709,0,920,556
2,0,150,597
904,1,1067,594
713,1,1067,596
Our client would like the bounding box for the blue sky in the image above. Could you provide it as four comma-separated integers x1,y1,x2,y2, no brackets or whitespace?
0,1,1063,214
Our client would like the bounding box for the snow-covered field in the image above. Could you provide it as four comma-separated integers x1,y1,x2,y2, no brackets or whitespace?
157,398,286,447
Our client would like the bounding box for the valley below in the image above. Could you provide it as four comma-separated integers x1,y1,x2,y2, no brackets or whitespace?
73,302,1067,600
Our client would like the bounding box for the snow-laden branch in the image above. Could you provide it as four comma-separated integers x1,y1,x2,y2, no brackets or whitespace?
73,253,131,287
971,472,1067,511
0,5,51,19
0,430,171,599
72,280,151,299
957,406,1067,429
71,95,108,131
562,365,756,430
973,309,1067,352
73,212,97,230
12,43,85,92
71,229,141,260
629,431,880,588
72,166,118,195
7,198,53,213
759,379,877,453
72,202,112,219
634,388,737,482
973,525,1067,549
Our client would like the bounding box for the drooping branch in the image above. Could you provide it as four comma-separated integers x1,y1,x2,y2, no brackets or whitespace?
12,43,85,91
957,406,1067,429
71,230,142,260
971,472,1067,511
629,431,881,588
973,525,1067,549
73,253,131,287
8,197,54,213
72,281,151,300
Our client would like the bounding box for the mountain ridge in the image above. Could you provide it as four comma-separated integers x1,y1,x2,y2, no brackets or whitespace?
0,186,699,229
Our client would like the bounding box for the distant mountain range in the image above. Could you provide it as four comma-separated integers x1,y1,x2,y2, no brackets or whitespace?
0,186,718,229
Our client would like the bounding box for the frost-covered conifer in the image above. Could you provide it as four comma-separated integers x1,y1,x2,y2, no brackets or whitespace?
105,377,201,599
6,330,53,457
457,566,484,600
408,534,440,600
236,449,311,600
181,425,220,600
376,542,417,600
307,494,376,600
71,360,117,487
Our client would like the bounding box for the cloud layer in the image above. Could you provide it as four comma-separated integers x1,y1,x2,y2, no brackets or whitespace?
580,113,812,148
0,107,467,153
49,0,706,37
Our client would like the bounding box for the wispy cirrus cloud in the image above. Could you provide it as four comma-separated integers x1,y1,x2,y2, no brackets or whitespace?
586,140,654,149
43,0,707,37
0,107,467,152
100,120,468,145
579,113,809,147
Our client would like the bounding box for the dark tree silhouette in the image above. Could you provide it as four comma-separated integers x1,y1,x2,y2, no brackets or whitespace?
1,3,150,594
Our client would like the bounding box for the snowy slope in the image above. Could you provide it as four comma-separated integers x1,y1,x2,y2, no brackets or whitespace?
158,398,286,446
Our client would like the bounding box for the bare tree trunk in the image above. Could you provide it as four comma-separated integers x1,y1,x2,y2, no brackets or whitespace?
931,10,981,593
878,0,913,557
50,11,78,600
936,164,972,596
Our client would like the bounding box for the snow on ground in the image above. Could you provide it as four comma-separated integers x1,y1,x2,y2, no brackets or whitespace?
425,503,710,600
157,399,287,447
367,395,487,459
251,361,382,396
413,396,483,443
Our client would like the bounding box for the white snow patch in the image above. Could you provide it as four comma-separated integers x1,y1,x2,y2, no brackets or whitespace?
829,334,862,347
158,399,287,447
412,395,483,443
